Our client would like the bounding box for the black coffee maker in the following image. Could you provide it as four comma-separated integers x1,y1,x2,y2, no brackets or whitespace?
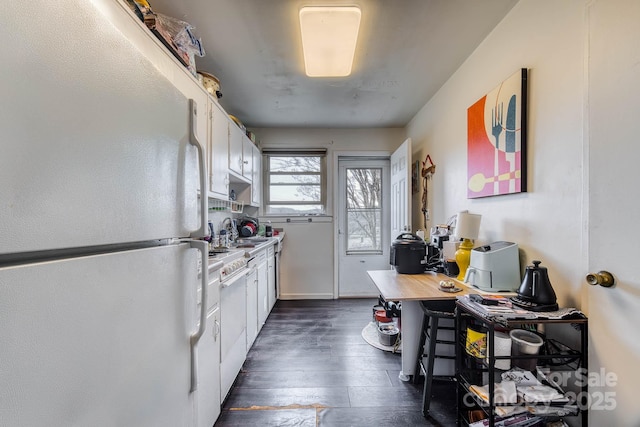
510,260,559,311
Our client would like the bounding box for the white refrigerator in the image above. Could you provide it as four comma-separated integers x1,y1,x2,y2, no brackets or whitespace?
0,1,210,426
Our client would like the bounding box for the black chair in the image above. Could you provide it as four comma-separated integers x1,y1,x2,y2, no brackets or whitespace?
413,299,457,416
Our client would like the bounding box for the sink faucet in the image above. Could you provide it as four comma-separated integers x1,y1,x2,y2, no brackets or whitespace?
221,217,239,242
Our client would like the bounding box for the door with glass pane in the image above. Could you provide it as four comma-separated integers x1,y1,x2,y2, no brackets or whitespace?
338,158,390,297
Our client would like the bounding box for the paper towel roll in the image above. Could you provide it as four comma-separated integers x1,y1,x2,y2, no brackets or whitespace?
487,332,511,370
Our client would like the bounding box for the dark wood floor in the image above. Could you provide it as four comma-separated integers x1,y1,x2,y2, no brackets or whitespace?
214,298,457,426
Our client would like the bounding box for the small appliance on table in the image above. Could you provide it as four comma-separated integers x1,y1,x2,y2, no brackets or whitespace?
390,233,427,274
510,260,559,311
463,241,520,292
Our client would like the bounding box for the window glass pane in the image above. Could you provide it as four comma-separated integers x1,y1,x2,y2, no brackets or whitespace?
346,168,381,209
264,153,326,216
345,167,382,252
347,210,381,251
270,185,321,202
270,174,321,184
270,156,321,173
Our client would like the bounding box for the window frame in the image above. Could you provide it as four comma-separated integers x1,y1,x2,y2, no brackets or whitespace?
262,150,327,216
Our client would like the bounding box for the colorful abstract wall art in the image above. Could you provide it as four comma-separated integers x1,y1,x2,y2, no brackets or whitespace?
467,69,527,198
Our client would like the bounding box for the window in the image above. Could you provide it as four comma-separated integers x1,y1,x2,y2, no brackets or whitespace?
263,150,326,215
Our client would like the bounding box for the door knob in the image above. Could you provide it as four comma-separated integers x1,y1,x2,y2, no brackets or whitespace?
586,271,615,287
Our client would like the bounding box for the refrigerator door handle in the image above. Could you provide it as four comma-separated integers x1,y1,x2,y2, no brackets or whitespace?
188,239,208,392
188,99,209,239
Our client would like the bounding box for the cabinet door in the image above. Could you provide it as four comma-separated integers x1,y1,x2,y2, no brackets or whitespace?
228,121,244,176
267,247,276,311
209,100,229,199
257,258,269,329
197,307,220,427
219,273,246,401
251,144,261,206
242,136,254,180
246,268,258,350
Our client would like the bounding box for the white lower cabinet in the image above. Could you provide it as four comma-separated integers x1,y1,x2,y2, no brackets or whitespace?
196,306,220,427
247,247,270,350
267,245,276,311
217,244,279,416
196,269,221,427
246,267,258,350
257,254,269,329
219,272,247,402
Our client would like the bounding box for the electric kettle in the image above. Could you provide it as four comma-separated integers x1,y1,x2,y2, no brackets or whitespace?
510,260,559,311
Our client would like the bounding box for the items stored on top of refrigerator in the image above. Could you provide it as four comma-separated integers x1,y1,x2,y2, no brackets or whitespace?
198,71,223,99
125,0,205,75
1,1,212,426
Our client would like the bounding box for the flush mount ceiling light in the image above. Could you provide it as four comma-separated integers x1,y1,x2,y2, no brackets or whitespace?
299,6,361,77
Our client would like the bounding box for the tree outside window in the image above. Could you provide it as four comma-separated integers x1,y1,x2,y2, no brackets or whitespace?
346,168,382,253
264,154,325,215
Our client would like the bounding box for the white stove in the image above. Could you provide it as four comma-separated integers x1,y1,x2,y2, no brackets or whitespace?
214,247,249,402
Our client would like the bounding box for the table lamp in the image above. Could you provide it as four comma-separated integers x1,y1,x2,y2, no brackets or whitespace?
454,211,481,281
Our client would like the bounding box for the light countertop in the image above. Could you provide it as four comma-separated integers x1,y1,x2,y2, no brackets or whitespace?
207,233,285,271
367,269,480,301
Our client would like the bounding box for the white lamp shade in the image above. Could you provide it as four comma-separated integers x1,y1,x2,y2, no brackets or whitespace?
454,212,481,240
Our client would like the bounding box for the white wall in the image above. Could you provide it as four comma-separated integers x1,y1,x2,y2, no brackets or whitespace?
407,0,640,424
251,127,404,299
252,127,404,214
407,0,585,306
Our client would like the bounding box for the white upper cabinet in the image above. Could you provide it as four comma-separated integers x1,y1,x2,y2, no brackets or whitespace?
234,137,261,207
251,144,261,206
242,137,254,180
228,121,245,178
209,100,229,199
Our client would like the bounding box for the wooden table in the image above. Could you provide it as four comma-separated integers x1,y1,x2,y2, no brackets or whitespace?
367,269,481,381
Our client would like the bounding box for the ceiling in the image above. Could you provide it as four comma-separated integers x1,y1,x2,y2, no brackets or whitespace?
147,0,518,129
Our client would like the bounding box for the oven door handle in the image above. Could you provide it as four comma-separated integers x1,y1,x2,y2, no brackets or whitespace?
221,268,249,288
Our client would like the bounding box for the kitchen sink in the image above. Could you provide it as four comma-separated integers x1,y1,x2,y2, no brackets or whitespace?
231,237,272,248
236,237,271,244
232,243,256,248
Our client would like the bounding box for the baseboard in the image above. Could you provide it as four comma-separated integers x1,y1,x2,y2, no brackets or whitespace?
279,292,334,300
339,292,379,298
